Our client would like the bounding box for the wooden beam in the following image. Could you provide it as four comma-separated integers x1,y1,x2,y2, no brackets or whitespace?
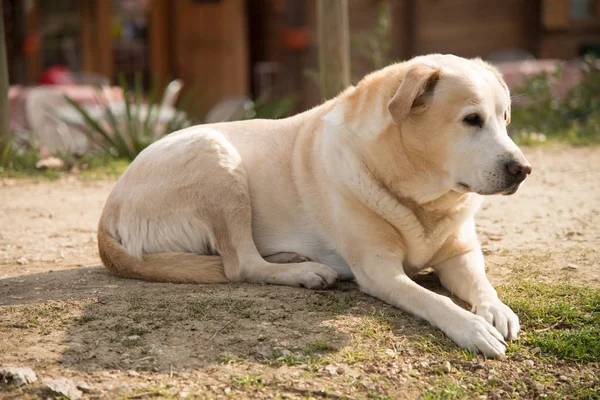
80,0,95,72
317,0,350,99
150,0,171,91
26,0,41,84
95,0,113,80
0,3,10,151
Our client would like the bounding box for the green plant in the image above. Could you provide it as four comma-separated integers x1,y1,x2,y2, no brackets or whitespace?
63,74,197,161
510,55,600,145
352,1,393,73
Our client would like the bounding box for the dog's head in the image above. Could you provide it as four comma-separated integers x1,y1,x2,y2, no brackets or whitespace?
385,54,531,196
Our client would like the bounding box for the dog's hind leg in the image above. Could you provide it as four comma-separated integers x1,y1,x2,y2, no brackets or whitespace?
216,196,337,289
183,134,338,289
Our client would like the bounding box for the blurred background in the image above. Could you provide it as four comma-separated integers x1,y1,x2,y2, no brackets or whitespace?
1,0,599,170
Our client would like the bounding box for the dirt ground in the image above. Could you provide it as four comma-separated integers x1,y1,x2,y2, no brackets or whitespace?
0,146,598,399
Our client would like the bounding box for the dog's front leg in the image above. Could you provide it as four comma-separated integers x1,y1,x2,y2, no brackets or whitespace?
350,252,508,358
433,247,520,341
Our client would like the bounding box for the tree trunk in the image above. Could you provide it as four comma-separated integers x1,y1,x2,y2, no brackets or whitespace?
317,0,350,100
0,5,10,153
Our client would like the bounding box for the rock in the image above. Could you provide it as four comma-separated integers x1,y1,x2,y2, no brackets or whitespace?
127,370,139,377
522,359,535,367
35,157,66,170
534,382,545,392
180,391,190,398
531,347,541,355
324,365,338,376
0,366,37,386
559,375,569,382
16,257,28,265
281,349,291,357
43,377,83,399
76,381,91,393
419,361,429,368
223,387,231,395
473,361,485,370
442,361,452,373
565,263,579,270
126,335,140,341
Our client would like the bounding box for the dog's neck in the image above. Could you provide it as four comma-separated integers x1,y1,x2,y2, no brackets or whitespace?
320,72,480,225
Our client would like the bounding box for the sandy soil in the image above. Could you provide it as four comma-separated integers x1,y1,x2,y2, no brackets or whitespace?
0,146,598,399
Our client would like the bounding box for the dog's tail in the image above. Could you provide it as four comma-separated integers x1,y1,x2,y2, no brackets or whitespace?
97,226,228,284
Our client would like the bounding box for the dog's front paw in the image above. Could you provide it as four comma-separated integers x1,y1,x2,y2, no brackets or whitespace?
449,314,507,358
473,300,520,341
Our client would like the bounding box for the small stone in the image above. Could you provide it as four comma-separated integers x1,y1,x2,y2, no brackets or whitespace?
257,334,266,341
281,349,291,357
473,361,485,370
16,257,28,265
565,263,579,270
35,157,66,170
127,370,139,377
179,391,189,398
324,365,338,376
0,366,37,386
534,382,545,392
76,381,91,393
522,359,534,367
43,377,83,399
442,361,451,373
223,387,231,395
419,361,429,368
531,347,541,355
126,335,140,341
559,375,569,382
336,366,345,375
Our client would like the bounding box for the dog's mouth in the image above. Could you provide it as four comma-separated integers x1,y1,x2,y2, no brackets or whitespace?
501,182,522,196
457,181,522,196
458,182,471,191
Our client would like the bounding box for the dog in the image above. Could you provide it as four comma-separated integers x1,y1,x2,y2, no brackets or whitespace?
98,54,532,358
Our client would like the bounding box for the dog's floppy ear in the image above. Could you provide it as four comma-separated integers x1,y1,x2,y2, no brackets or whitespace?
388,64,441,124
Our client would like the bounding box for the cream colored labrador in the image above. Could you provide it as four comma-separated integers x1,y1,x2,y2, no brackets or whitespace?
98,54,532,358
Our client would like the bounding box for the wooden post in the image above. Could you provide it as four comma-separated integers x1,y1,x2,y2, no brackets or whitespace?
317,0,350,100
0,4,11,152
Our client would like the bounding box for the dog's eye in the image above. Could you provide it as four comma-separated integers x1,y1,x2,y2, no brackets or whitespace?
463,114,482,127
504,111,507,121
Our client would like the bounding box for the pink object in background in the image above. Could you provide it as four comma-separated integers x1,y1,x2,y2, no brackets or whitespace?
8,85,124,131
38,65,77,85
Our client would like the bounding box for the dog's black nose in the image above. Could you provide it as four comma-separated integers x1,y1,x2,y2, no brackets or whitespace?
505,160,532,179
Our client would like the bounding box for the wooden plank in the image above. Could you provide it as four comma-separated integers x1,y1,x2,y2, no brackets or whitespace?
95,0,113,80
25,0,41,84
171,0,248,116
149,0,171,91
412,0,532,58
541,0,570,30
79,0,94,73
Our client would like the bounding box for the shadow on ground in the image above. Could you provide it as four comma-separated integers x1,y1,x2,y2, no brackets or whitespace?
0,266,454,374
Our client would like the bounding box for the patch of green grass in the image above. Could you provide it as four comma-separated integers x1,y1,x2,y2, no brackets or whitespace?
78,156,129,179
230,374,265,389
499,282,600,362
420,381,466,400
